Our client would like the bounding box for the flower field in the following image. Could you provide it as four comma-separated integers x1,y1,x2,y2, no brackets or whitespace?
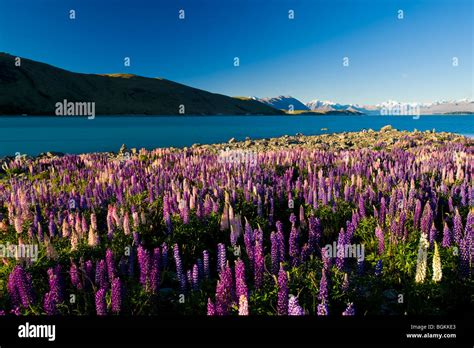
0,131,472,316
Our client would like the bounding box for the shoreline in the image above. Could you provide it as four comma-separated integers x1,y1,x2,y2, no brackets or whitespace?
1,126,472,162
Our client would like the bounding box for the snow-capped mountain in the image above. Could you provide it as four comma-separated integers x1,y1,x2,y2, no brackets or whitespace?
252,96,309,111
305,100,373,114
305,98,474,115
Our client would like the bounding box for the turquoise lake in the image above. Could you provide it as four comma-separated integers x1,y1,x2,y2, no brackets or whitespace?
0,115,472,156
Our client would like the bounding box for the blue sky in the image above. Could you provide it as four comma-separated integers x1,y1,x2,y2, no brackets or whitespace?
0,0,472,104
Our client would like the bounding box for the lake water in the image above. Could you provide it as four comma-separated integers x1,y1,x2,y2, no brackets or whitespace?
0,115,472,156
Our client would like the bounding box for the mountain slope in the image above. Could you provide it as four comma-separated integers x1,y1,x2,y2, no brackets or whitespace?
0,53,283,115
254,95,309,111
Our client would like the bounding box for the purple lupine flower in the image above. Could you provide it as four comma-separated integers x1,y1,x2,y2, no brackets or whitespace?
318,269,328,302
375,259,383,276
84,260,94,288
111,277,122,314
289,212,297,225
244,220,254,266
308,216,321,253
375,226,384,255
70,262,82,290
277,265,288,315
207,298,216,316
289,224,299,267
453,209,463,245
215,278,232,315
47,266,64,304
420,202,433,236
43,291,57,315
270,231,280,275
150,247,161,294
342,303,355,316
459,235,471,278
137,246,150,289
12,266,34,308
7,271,20,307
335,228,345,270
442,222,452,248
192,264,199,291
95,288,107,316
235,259,248,300
106,248,116,281
317,302,329,316
173,244,186,292
321,246,332,271
186,269,193,288
203,250,210,278
254,240,264,289
217,243,226,273
95,259,109,290
288,296,304,315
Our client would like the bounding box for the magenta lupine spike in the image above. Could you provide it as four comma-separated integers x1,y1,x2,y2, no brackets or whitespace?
288,296,304,315
235,259,248,300
254,240,264,289
111,277,123,314
43,291,57,315
70,263,82,290
95,259,109,290
150,247,161,294
137,246,150,289
95,288,107,316
207,298,216,316
277,265,288,315
48,265,64,304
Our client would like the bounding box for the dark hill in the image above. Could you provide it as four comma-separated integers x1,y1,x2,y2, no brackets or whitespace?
0,53,283,115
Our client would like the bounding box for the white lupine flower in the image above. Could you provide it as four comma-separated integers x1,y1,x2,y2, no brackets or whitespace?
238,295,249,316
415,233,429,283
432,241,442,282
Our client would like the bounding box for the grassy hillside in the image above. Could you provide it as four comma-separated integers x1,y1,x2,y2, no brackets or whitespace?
0,53,283,116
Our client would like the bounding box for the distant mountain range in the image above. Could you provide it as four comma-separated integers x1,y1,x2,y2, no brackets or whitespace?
0,53,283,116
255,96,474,115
